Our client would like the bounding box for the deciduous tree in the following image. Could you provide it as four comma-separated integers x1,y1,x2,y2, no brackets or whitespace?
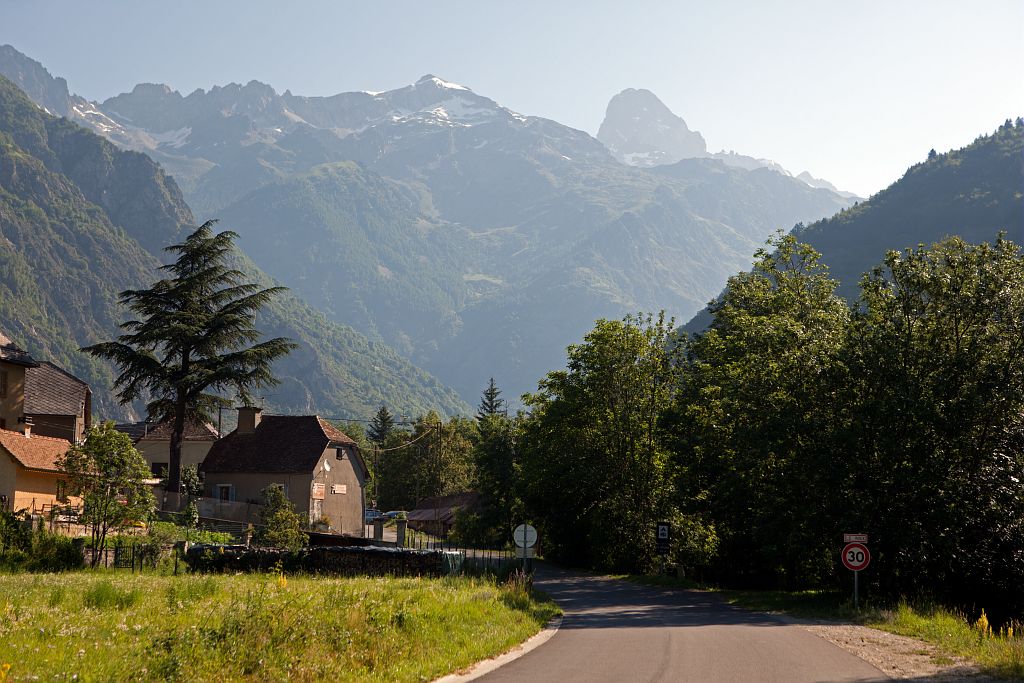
58,422,155,566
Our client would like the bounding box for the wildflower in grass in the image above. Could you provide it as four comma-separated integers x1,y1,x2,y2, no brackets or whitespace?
0,662,10,682
277,573,287,589
976,609,991,638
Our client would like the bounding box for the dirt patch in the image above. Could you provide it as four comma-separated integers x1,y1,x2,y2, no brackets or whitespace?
800,622,995,681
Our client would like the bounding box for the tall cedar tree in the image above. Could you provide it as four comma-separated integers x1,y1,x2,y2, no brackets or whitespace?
83,221,296,495
368,405,396,445
477,377,505,419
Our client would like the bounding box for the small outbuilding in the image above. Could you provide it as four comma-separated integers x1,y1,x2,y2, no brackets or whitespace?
200,407,367,535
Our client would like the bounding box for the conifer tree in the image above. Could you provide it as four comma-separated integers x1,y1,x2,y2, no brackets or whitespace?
82,220,296,496
368,405,396,445
477,377,505,420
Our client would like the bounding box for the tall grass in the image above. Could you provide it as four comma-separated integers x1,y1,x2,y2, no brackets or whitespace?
0,572,558,681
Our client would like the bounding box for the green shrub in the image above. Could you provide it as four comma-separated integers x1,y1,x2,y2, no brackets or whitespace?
27,532,83,572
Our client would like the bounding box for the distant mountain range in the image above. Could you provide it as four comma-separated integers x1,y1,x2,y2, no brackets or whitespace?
596,87,860,199
0,45,858,404
683,119,1024,333
0,72,469,419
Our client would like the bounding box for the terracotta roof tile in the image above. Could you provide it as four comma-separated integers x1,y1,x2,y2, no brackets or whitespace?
24,362,90,416
201,415,356,474
0,428,70,472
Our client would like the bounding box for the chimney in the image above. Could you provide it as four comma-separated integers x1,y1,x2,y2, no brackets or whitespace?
23,416,32,438
237,406,262,434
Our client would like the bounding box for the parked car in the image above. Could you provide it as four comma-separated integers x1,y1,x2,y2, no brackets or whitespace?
364,508,383,523
384,510,406,520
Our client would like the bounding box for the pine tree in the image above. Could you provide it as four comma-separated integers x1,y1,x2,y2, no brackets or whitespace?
368,405,395,445
477,377,505,420
82,220,296,497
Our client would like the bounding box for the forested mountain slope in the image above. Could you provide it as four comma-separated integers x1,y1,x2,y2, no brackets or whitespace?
682,120,1024,333
0,75,468,419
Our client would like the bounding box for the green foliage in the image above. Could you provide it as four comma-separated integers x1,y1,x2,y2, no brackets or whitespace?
521,312,680,572
679,233,849,586
462,411,519,546
82,220,297,492
58,422,155,567
0,572,559,681
839,236,1024,618
668,232,1024,620
0,510,83,572
254,485,306,552
376,413,478,512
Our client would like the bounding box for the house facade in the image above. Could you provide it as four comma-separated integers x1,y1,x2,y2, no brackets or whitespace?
200,408,367,535
0,426,74,513
0,332,38,433
0,331,84,514
115,419,219,477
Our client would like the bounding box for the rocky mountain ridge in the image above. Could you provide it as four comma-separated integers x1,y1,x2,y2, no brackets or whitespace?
0,44,858,403
596,87,858,198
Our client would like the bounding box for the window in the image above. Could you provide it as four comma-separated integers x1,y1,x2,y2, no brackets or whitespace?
56,480,68,503
217,484,233,502
0,370,6,398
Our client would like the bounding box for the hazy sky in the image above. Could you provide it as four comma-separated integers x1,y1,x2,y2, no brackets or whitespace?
3,1,1022,196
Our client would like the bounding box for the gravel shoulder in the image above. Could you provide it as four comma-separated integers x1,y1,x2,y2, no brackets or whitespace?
770,614,997,681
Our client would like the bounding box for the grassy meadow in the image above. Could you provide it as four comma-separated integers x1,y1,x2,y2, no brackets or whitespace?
0,572,559,682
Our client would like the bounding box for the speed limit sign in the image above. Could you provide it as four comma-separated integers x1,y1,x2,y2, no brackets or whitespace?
841,542,870,571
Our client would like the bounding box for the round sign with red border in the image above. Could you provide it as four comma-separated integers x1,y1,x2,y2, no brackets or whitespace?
842,542,870,571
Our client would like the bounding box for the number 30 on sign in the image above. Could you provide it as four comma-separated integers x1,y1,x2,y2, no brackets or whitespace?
841,542,870,572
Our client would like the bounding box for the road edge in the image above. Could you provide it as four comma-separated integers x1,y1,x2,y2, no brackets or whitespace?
433,615,563,682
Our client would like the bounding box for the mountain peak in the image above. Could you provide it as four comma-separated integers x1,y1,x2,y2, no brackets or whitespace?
415,74,470,91
597,88,707,167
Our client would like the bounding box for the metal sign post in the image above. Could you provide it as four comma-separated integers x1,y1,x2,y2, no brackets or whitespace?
841,538,871,609
514,523,538,573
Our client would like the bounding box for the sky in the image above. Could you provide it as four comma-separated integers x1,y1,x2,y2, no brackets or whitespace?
2,0,1022,196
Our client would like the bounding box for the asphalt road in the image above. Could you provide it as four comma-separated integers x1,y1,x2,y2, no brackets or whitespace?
478,566,888,683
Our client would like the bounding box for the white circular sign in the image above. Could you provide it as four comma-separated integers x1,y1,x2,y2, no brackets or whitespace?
513,524,538,548
842,542,871,572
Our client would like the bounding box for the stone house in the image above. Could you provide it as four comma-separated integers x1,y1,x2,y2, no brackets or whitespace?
200,407,367,536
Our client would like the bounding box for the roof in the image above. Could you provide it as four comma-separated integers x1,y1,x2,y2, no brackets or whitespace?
114,419,219,443
0,331,39,368
24,362,90,416
0,428,70,473
201,415,358,474
407,492,481,524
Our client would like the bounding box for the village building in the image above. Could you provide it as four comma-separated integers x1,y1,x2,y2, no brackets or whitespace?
0,332,82,514
115,418,219,477
0,331,38,433
24,361,92,443
200,407,367,535
0,426,74,514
